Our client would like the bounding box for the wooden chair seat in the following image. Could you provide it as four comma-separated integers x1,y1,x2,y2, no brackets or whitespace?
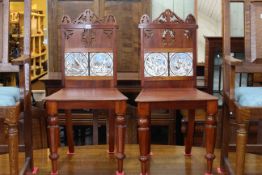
45,88,127,102
219,1,262,175
136,88,217,102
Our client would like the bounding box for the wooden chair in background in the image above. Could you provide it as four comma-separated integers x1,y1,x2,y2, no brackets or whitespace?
219,1,262,175
135,9,218,175
0,0,36,174
44,9,127,175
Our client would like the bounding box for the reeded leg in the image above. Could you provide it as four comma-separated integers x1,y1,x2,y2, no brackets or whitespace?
108,110,115,153
138,103,150,175
219,103,230,173
47,102,59,174
205,101,217,175
65,110,74,154
7,123,19,175
185,109,195,156
4,106,20,175
115,101,127,175
235,122,248,175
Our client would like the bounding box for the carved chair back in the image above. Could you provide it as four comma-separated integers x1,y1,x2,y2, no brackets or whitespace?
60,9,118,88
139,9,198,88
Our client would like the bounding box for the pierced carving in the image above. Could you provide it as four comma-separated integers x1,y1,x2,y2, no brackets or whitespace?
61,9,116,25
104,29,113,39
153,9,183,24
64,30,74,40
81,29,95,47
139,9,197,25
162,29,175,47
184,30,192,39
144,29,154,39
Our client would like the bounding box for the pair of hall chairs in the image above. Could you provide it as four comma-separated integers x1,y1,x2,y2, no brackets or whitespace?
44,9,218,175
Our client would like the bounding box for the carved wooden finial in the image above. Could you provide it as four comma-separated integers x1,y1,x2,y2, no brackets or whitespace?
140,14,151,24
61,15,71,24
185,14,196,24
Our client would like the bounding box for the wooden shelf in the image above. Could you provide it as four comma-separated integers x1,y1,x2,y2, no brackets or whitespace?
10,10,47,81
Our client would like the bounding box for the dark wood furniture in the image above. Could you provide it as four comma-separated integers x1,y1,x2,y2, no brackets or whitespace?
44,9,127,175
219,1,262,175
135,9,218,175
204,36,244,94
0,1,36,174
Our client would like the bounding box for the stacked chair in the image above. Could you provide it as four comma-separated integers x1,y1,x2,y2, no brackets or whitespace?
219,0,262,175
0,1,36,174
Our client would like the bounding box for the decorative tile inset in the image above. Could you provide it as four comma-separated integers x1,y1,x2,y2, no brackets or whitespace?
144,52,168,77
90,53,113,76
169,52,193,76
65,52,89,76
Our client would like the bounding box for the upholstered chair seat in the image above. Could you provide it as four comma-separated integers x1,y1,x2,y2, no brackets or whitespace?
235,87,262,107
0,87,20,106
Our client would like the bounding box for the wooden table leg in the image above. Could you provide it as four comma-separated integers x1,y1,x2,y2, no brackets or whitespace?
65,110,74,154
108,109,115,154
185,109,195,156
205,101,217,174
138,102,150,175
47,102,59,175
115,101,126,175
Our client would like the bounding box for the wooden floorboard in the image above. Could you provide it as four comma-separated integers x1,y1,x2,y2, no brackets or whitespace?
0,145,261,175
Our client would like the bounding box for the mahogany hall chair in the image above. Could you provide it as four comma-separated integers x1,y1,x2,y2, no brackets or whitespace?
219,1,262,175
44,9,127,175
135,9,218,175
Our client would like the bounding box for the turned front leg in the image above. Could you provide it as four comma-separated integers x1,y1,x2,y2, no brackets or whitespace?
235,122,248,175
185,109,195,156
47,102,59,174
108,110,115,154
7,123,19,175
5,106,20,175
65,110,74,154
205,101,217,174
138,103,150,175
115,101,127,174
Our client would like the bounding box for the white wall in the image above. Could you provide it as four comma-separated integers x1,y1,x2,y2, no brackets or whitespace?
152,0,244,63
0,2,3,62
152,0,194,19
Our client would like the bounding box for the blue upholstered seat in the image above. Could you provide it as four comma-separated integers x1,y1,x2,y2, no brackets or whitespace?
0,87,20,106
235,87,262,107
